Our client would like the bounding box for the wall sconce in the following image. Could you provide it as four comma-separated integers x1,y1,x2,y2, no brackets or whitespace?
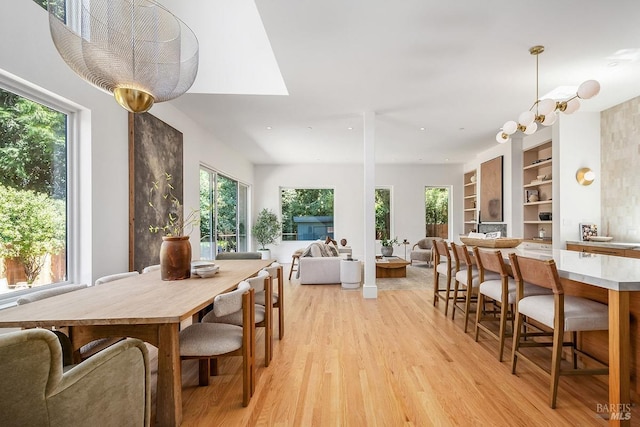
576,167,595,186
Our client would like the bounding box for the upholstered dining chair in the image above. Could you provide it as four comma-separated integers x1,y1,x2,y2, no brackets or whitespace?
508,253,609,408
473,247,551,361
450,243,500,333
0,328,151,426
179,281,256,406
16,284,88,366
215,252,262,260
432,240,457,315
259,262,284,340
202,270,273,367
94,271,140,285
410,237,440,266
141,264,160,273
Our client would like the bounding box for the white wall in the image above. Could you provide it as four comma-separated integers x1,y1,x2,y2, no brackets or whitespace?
2,0,254,282
254,163,463,263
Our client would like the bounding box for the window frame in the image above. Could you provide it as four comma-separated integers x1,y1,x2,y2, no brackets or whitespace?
0,71,79,306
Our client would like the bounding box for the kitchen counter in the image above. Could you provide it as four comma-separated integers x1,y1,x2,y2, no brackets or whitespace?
565,240,640,250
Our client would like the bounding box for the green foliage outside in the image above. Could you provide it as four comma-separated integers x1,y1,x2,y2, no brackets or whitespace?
252,208,281,249
0,185,65,284
0,87,67,285
216,175,238,251
425,187,449,224
375,188,391,239
281,189,334,241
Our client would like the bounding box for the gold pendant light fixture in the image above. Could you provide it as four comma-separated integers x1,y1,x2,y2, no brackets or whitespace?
496,45,600,144
47,0,199,113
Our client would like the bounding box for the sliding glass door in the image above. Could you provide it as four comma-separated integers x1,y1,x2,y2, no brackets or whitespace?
199,168,248,258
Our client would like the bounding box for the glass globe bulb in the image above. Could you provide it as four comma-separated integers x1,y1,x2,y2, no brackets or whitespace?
541,111,557,126
503,120,518,135
523,122,537,135
537,98,556,116
564,98,581,114
518,111,535,126
577,80,601,99
496,131,509,144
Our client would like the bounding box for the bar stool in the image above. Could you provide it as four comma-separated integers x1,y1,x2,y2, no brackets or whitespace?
432,240,457,315
288,249,303,279
473,247,551,361
509,253,609,408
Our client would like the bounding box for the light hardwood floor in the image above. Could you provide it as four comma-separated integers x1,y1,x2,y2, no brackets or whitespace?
155,270,637,426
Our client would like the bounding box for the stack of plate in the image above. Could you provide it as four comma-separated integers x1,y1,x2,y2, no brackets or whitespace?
191,261,220,278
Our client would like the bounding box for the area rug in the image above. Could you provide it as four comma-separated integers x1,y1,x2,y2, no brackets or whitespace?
376,264,434,291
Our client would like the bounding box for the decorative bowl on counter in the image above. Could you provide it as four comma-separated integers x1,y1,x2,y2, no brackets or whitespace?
588,236,614,242
538,212,552,221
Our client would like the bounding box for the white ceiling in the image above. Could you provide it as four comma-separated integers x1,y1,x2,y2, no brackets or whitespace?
165,0,640,165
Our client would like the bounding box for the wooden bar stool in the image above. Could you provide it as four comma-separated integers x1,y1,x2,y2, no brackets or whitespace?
509,253,609,408
288,249,303,280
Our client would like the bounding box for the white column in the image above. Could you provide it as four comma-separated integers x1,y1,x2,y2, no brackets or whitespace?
362,111,377,299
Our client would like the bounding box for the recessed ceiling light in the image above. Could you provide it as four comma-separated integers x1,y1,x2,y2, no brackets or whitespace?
419,127,425,131
459,127,465,131
608,48,640,63
307,126,313,130
347,127,353,130
266,126,272,130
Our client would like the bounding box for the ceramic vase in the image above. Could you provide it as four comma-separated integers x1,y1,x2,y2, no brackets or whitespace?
159,236,191,280
381,246,394,257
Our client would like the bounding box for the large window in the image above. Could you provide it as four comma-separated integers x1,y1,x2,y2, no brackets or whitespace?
375,187,391,239
199,168,248,258
281,188,334,241
0,86,68,294
425,187,449,239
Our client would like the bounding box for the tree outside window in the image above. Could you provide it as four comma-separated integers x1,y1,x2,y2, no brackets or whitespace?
281,188,334,241
425,187,449,238
375,188,391,239
0,87,68,290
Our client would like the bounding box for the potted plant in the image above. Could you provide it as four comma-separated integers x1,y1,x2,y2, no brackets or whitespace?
380,236,399,257
148,173,199,280
252,208,281,259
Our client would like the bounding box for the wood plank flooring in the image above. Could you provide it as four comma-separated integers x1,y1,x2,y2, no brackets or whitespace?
151,269,638,426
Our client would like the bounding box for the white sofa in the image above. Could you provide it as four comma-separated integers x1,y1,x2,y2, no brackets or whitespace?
298,256,343,284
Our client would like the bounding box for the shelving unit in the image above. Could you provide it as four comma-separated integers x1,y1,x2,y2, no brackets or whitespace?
463,170,478,235
522,141,553,241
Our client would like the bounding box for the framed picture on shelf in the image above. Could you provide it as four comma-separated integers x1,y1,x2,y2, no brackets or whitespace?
525,189,539,203
579,223,598,241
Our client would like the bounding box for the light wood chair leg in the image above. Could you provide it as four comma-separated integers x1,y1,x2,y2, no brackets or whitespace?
511,312,523,374
498,299,509,362
277,266,284,340
463,283,473,333
550,327,564,409
451,280,460,320
474,293,484,341
443,273,452,316
432,270,440,307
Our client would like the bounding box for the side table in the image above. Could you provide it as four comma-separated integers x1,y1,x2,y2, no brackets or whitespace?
340,259,361,289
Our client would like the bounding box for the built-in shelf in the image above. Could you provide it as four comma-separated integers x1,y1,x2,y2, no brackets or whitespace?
523,141,553,241
463,170,477,234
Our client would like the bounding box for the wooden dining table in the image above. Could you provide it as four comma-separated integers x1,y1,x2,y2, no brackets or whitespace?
0,258,273,427
474,247,639,426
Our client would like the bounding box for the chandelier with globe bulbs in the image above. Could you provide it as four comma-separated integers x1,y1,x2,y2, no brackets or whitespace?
496,45,600,144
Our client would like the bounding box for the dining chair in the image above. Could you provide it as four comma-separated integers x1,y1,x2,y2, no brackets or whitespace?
508,253,609,408
432,240,457,315
141,264,160,273
94,271,140,285
259,262,284,340
450,243,500,333
202,269,273,367
473,247,551,361
179,281,256,407
16,284,89,366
